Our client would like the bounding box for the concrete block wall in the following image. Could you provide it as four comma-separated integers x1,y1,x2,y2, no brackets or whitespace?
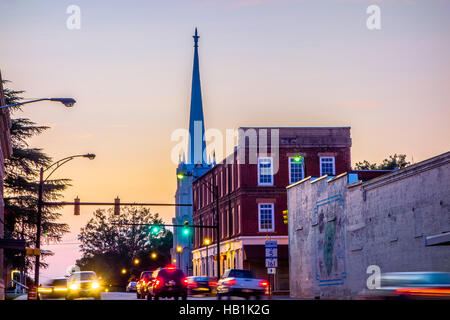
288,152,450,299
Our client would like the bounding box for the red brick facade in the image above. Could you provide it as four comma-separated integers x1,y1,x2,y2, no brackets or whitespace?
191,127,352,291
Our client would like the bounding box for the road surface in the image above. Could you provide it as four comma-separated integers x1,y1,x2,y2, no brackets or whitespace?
15,291,294,300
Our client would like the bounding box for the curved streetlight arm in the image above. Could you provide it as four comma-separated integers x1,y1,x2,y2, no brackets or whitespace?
0,97,76,110
180,172,217,196
44,154,95,182
0,98,50,109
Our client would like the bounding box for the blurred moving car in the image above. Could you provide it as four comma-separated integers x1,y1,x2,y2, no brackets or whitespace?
38,278,68,299
66,271,102,300
186,276,217,296
358,272,450,300
217,269,268,300
126,281,137,292
136,271,153,299
147,266,188,300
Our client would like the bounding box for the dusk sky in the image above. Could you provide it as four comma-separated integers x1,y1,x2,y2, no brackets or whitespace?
1,0,449,281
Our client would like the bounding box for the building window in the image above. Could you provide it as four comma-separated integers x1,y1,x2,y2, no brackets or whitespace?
258,157,273,186
320,157,335,176
289,157,304,184
237,205,241,234
258,203,274,232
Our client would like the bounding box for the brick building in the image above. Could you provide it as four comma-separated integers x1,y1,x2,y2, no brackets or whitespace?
192,126,352,292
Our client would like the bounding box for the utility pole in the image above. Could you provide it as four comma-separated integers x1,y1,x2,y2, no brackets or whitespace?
215,185,220,279
34,168,44,288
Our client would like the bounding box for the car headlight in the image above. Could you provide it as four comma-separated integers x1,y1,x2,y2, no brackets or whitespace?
91,282,100,289
69,283,79,290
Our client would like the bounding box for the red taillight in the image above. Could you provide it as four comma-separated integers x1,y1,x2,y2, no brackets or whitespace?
224,279,236,286
394,288,450,297
183,278,188,286
188,281,197,288
154,278,162,288
166,265,176,271
259,280,269,287
208,281,217,287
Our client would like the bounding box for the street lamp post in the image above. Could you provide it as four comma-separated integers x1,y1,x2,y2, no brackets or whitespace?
34,153,95,288
176,246,183,269
204,238,211,277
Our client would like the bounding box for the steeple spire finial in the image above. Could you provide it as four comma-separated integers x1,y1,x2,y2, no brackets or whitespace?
193,27,199,48
187,28,206,166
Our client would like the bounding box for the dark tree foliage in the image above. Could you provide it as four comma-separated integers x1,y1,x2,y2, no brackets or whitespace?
2,80,70,271
76,207,173,289
354,154,410,170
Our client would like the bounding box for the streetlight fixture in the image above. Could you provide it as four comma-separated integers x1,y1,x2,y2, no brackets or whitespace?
133,258,140,265
0,97,76,110
204,238,211,277
34,153,95,288
121,268,127,274
176,246,183,269
151,252,157,259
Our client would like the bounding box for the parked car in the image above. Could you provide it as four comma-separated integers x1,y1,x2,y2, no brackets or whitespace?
357,272,450,300
217,269,268,300
38,278,68,299
147,266,188,300
186,276,217,296
66,271,101,300
126,281,137,292
136,271,153,299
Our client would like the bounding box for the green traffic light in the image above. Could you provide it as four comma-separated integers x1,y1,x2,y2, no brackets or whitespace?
183,228,189,235
151,226,160,234
294,155,303,162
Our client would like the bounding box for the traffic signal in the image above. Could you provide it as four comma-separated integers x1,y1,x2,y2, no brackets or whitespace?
293,155,303,163
114,197,120,215
183,221,190,236
282,210,288,224
74,196,80,215
25,248,40,256
151,225,160,234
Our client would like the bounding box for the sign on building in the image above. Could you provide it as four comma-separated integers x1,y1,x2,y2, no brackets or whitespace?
265,240,278,269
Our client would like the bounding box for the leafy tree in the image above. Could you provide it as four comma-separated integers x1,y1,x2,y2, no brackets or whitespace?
76,207,173,289
2,80,70,271
354,154,410,170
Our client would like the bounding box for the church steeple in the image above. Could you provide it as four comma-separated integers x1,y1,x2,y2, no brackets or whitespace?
187,28,207,165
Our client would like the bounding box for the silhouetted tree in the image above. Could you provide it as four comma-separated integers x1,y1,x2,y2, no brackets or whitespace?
76,207,173,289
354,154,410,170
2,80,70,272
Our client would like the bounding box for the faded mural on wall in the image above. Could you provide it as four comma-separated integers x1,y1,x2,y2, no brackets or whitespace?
314,194,346,286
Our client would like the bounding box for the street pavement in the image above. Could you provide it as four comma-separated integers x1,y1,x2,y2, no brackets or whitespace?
15,291,296,300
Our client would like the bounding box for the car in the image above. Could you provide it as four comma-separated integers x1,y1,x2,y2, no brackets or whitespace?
38,278,68,299
186,276,217,296
357,272,450,300
147,266,188,300
66,271,102,300
136,271,153,299
217,269,268,300
126,281,137,292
